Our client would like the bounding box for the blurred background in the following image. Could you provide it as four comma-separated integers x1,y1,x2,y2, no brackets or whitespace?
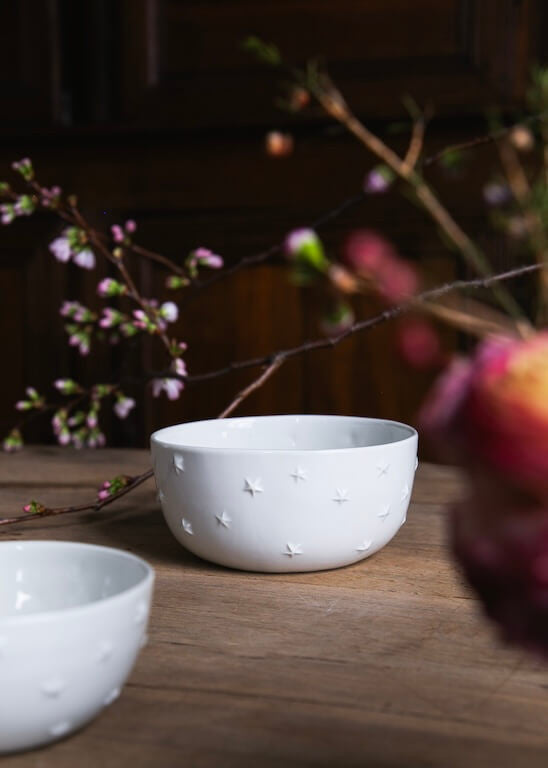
0,0,546,448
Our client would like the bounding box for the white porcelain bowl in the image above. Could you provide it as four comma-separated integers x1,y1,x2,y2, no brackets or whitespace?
0,541,154,754
151,415,418,573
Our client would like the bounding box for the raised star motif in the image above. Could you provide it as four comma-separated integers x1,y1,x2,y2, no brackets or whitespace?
134,601,148,625
243,478,263,497
401,483,410,501
181,518,194,535
172,453,184,474
215,510,231,528
157,489,165,503
284,542,303,557
333,488,349,504
49,721,71,738
376,462,390,477
414,457,419,471
41,677,65,698
104,687,121,707
356,540,372,552
98,640,113,663
377,504,391,521
290,466,307,482
400,513,407,528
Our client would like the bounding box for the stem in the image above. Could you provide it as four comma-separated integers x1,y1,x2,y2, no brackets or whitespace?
218,357,285,418
312,83,530,328
186,261,544,383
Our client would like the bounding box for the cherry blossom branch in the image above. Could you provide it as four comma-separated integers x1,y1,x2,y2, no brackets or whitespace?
1,259,543,528
0,359,283,526
0,468,154,527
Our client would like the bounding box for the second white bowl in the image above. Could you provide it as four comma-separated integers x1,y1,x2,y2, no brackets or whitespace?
0,541,154,754
151,415,418,573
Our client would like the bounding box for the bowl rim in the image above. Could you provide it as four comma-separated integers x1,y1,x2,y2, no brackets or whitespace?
150,414,418,454
0,540,154,627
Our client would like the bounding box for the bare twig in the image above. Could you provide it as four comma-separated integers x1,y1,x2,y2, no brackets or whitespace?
218,356,285,418
310,80,529,328
186,261,544,384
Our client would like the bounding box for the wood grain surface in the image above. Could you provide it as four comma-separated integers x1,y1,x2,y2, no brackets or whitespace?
1,447,547,767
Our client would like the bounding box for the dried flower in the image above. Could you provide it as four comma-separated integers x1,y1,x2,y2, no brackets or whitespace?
328,264,358,294
509,125,534,152
265,131,294,157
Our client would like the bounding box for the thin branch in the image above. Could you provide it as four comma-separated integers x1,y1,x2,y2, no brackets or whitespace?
186,261,544,383
0,469,154,527
218,356,285,418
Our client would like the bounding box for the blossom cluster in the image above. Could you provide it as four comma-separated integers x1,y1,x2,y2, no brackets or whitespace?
421,333,548,656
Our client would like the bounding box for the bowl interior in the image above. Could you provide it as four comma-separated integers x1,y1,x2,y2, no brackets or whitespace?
152,414,415,452
0,542,150,618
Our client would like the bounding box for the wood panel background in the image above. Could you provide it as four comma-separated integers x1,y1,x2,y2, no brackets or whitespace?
0,0,545,448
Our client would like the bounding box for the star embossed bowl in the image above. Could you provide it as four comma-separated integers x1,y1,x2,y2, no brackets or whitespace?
0,541,154,754
151,415,418,573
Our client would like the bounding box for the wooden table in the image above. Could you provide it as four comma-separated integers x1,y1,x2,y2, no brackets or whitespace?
1,447,547,767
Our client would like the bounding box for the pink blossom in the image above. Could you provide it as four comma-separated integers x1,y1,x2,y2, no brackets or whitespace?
265,131,294,157
49,236,72,263
111,224,124,243
73,248,95,270
125,219,137,233
397,319,442,369
171,358,187,378
363,166,394,194
420,333,548,499
57,429,71,446
98,489,110,500
344,230,418,304
97,278,125,297
114,396,136,419
151,377,184,400
160,301,179,323
99,308,122,328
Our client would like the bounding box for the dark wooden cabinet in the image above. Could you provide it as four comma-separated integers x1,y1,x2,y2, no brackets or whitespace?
0,0,544,447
